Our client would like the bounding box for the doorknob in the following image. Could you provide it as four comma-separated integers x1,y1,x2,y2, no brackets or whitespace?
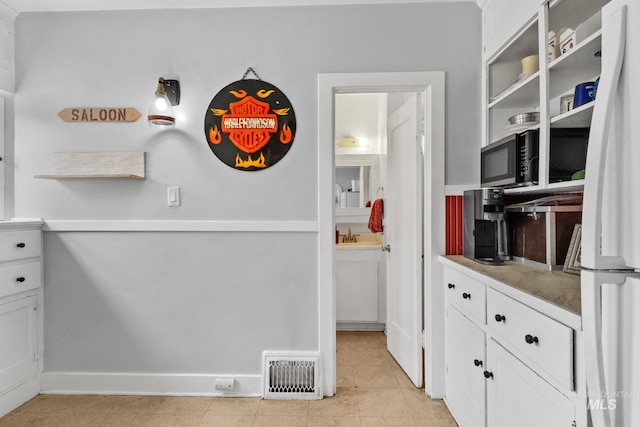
381,245,391,253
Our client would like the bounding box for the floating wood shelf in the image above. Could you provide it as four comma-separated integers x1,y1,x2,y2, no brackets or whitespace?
35,152,146,180
35,174,144,180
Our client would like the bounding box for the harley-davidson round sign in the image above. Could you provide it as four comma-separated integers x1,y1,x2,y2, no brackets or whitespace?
204,79,296,171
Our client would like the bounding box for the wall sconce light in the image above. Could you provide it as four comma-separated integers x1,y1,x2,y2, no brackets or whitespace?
148,77,181,127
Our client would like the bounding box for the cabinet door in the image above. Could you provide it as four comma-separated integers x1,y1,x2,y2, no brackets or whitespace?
486,338,574,427
336,260,378,322
0,296,39,395
445,305,486,427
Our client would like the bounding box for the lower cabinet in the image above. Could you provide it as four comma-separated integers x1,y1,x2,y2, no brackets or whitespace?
486,338,575,427
336,259,378,322
0,222,43,417
0,295,39,397
445,305,486,427
442,263,584,427
335,247,385,326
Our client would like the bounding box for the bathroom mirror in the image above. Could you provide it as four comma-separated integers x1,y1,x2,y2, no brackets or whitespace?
335,155,379,218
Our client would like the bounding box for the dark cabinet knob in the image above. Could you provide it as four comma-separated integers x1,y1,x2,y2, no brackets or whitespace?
525,334,539,344
462,292,471,299
495,314,506,322
447,283,455,289
483,371,493,379
16,277,26,283
474,359,483,367
16,243,26,248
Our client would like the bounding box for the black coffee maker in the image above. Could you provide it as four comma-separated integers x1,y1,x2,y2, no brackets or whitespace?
463,189,510,265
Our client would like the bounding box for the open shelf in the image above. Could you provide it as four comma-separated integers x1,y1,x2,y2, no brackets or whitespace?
549,30,602,99
35,174,144,180
489,72,540,109
551,102,594,128
505,179,585,195
35,152,146,181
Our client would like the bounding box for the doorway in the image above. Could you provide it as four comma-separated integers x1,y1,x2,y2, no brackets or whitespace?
318,72,446,398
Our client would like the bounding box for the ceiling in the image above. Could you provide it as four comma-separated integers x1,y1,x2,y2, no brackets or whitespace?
0,0,474,14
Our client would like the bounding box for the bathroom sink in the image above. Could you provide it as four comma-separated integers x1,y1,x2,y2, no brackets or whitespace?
336,234,383,248
337,241,381,247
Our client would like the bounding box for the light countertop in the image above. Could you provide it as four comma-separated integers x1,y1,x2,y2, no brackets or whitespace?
440,255,581,328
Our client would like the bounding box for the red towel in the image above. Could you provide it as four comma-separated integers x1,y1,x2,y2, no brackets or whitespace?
368,198,384,233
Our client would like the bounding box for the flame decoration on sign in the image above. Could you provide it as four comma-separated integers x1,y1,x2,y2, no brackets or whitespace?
280,123,292,144
235,152,266,169
273,108,290,116
230,90,247,99
257,89,275,99
209,125,222,144
210,108,228,116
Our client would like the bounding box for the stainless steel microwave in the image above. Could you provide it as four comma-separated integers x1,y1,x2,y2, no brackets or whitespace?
481,128,590,188
481,130,539,188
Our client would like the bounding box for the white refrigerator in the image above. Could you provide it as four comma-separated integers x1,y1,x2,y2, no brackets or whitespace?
581,1,640,426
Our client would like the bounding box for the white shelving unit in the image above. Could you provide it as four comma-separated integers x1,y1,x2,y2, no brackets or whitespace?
482,0,609,194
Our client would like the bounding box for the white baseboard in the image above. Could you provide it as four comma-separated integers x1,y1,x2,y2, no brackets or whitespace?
0,376,39,417
40,372,263,397
336,322,385,331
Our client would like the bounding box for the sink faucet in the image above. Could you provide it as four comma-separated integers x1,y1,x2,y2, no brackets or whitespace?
342,227,359,243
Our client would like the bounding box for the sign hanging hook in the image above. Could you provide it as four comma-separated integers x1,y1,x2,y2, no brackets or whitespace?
242,67,262,80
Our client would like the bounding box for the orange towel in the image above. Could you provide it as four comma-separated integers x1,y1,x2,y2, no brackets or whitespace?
368,198,384,233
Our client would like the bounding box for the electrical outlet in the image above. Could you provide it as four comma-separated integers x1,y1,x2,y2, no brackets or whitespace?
214,378,235,391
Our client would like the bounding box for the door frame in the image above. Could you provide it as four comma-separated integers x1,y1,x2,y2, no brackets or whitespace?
318,72,446,398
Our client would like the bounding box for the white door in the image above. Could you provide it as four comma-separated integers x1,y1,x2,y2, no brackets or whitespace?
385,93,423,387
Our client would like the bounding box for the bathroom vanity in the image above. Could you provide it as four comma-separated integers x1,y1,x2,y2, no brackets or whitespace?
335,235,385,330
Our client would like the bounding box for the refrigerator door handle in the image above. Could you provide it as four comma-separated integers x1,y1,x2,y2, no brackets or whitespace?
582,4,627,270
582,272,612,427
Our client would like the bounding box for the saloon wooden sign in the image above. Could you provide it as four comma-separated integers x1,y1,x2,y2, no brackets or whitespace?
204,78,296,171
58,108,141,123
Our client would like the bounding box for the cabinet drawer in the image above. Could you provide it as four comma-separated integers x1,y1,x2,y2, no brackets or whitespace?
487,288,573,390
0,230,41,262
0,262,42,299
445,267,486,325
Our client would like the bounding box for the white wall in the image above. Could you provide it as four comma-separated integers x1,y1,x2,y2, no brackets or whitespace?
12,3,480,393
335,93,384,154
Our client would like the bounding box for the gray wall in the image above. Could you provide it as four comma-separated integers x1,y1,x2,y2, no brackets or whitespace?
14,3,480,382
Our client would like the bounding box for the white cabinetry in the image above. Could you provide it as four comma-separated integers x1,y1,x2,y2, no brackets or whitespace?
485,287,576,426
0,11,14,93
336,248,384,328
482,0,609,193
444,267,487,427
442,262,585,427
0,223,43,418
482,0,540,60
486,338,575,427
445,305,486,427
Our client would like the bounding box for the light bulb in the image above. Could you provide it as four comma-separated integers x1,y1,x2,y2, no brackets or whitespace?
148,79,176,127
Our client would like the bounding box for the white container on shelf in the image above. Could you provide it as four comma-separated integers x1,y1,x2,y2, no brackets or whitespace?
548,31,560,61
559,28,576,55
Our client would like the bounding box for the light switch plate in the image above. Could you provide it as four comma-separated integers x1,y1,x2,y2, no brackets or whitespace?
167,187,180,207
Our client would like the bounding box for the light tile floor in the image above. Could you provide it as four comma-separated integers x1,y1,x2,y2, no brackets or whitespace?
0,331,457,426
